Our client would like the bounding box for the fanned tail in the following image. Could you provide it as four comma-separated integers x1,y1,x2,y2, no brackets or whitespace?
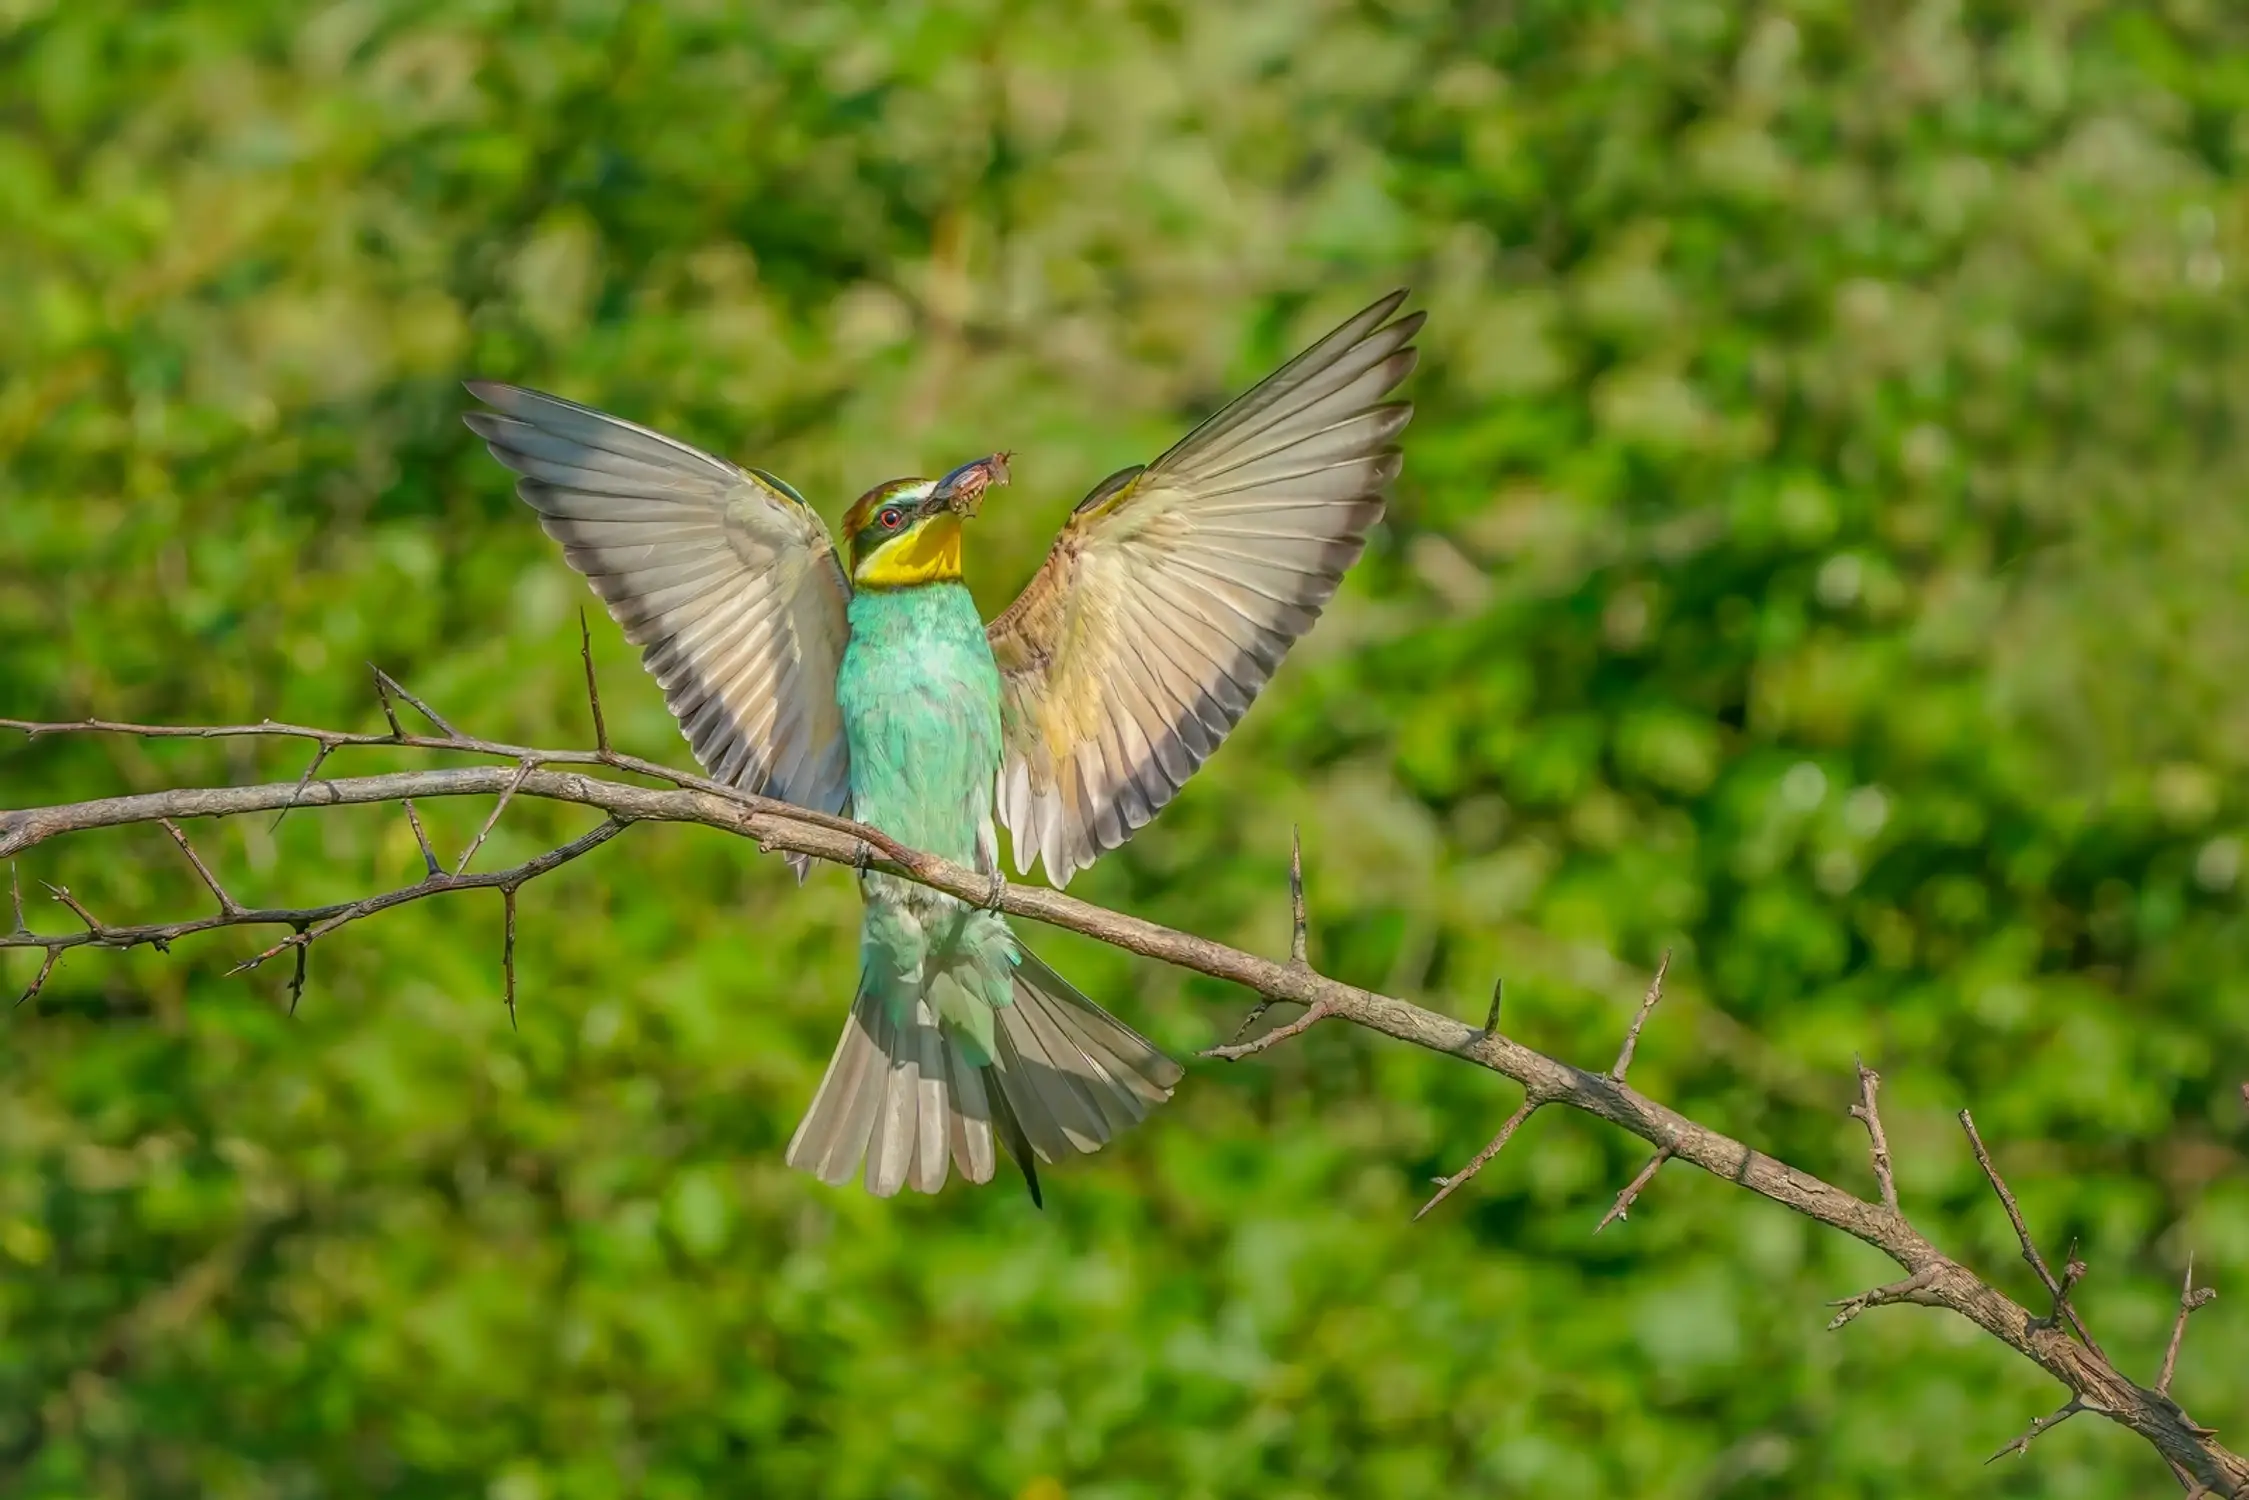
783,946,1182,1203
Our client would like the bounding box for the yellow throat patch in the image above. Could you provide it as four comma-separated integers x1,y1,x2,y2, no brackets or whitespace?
855,512,964,589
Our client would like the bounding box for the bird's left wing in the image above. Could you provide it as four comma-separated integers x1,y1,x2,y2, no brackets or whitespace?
464,383,854,835
985,292,1422,887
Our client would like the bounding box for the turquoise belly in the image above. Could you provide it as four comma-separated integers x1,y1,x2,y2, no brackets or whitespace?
837,582,1004,867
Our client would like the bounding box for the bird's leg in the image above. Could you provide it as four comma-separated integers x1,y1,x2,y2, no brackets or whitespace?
982,870,1007,911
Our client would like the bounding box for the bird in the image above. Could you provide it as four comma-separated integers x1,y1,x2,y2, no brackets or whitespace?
462,290,1422,1203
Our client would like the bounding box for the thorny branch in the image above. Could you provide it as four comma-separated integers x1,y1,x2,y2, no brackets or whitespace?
1,692,2244,1495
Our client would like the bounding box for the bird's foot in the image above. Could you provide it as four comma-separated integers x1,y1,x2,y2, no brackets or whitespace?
851,839,874,873
981,870,1007,911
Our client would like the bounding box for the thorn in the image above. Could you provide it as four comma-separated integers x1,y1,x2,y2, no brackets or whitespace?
1416,1095,1542,1221
402,799,443,880
270,740,336,832
1201,1000,1329,1061
8,862,22,936
1609,949,1671,1082
502,886,519,1031
369,667,462,739
371,663,405,737
160,818,240,915
41,881,101,936
1226,998,1276,1045
1595,1143,1675,1234
1287,826,1308,969
1985,1397,2089,1464
13,948,60,1009
286,927,311,1016
1826,1266,1944,1330
2158,1255,2217,1397
455,758,536,875
1481,976,1504,1036
579,609,611,758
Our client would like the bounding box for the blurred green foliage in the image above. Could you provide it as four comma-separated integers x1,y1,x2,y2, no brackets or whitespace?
4,1,2249,1496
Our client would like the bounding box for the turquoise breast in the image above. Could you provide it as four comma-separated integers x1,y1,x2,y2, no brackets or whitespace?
837,582,1004,867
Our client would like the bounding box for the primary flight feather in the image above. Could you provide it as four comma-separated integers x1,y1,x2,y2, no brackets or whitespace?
463,291,1422,1201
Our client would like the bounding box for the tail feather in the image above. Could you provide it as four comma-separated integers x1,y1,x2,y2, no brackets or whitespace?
991,951,1183,1159
784,944,1180,1202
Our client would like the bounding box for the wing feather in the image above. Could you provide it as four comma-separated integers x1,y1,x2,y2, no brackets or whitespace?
465,384,852,833
986,292,1421,885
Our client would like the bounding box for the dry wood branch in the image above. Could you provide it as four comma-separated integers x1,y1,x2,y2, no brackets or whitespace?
1,715,2243,1496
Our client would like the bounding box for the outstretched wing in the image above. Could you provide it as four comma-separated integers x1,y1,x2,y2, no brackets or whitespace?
464,383,854,829
985,291,1421,887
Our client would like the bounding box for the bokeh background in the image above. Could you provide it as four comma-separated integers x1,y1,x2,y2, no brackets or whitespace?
4,1,2249,1495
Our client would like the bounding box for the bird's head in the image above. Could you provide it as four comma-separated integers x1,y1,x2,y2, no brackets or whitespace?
844,454,1011,589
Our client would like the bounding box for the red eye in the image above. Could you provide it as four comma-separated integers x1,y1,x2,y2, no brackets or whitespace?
878,506,904,530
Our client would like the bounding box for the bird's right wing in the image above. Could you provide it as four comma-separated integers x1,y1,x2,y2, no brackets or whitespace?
464,383,854,821
982,292,1420,886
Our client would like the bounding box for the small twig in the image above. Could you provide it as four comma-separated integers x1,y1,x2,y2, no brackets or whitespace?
222,818,625,978
13,948,60,1009
401,800,442,880
1596,1142,1676,1233
501,886,519,1031
1481,976,1504,1035
285,924,310,1015
1609,949,1671,1081
2158,1258,2217,1397
8,861,23,935
1826,1266,1945,1330
42,881,102,935
1849,1057,1900,1216
1988,1397,2094,1464
160,818,241,915
455,758,536,875
1960,1110,2105,1357
369,667,462,739
579,608,612,758
270,739,336,832
1416,1094,1544,1221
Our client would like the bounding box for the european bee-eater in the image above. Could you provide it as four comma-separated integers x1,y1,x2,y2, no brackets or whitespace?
463,291,1421,1201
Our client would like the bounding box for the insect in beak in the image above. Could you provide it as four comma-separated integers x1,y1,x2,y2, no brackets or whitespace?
932,452,1013,518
